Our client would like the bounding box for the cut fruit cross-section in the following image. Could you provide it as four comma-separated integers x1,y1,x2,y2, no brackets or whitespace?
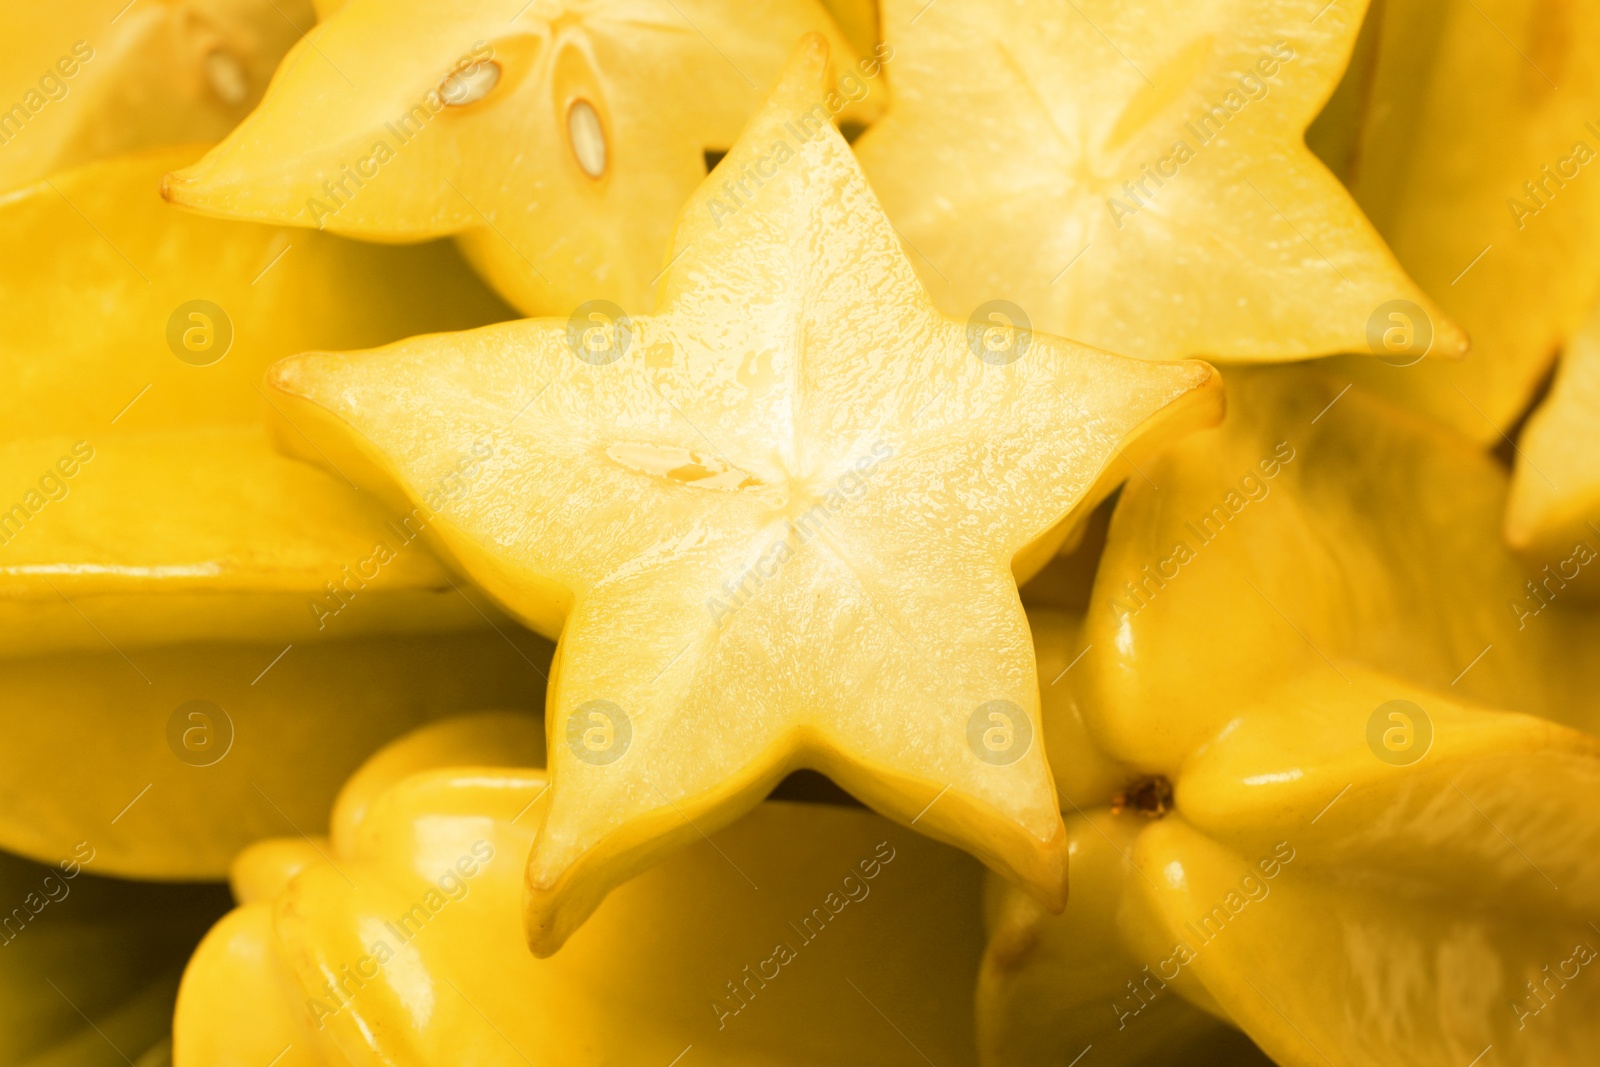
852,0,1462,364
161,0,882,316
263,37,1225,953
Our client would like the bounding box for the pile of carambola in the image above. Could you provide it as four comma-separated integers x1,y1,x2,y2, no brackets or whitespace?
3,1,1598,1064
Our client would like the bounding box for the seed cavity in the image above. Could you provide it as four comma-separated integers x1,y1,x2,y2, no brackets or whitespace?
605,443,761,490
204,51,249,106
1110,775,1174,819
441,59,501,107
568,99,607,178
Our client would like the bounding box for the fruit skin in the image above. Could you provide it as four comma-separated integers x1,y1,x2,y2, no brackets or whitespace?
0,147,517,647
0,145,544,878
173,713,987,1067
1078,367,1600,771
161,0,879,317
1506,295,1600,569
0,847,231,1067
981,382,1600,1063
0,0,315,194
852,0,1462,364
1325,0,1600,442
0,629,551,880
259,35,1226,954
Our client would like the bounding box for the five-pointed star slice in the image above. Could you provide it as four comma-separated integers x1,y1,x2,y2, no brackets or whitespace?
266,38,1223,953
852,0,1465,363
161,0,871,316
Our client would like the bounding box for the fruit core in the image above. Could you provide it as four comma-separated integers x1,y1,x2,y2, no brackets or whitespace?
1110,775,1173,818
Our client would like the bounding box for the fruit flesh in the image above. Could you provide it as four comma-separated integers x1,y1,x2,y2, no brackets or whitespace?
1325,0,1600,441
1506,294,1600,560
262,37,1226,953
0,0,314,194
162,0,877,316
852,0,1462,363
174,714,988,1067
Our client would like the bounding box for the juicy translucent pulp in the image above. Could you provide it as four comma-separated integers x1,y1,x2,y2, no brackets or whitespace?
0,0,312,193
163,0,873,315
1327,0,1600,441
853,0,1461,363
264,39,1224,953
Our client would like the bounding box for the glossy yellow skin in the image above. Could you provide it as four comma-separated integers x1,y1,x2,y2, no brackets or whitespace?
162,0,873,316
983,372,1600,1065
0,845,229,1067
258,39,1224,953
175,712,987,1067
0,146,548,878
1507,296,1600,561
1327,0,1600,442
852,0,1462,363
0,0,313,194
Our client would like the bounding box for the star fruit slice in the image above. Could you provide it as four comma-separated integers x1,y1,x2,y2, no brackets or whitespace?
0,0,314,194
263,38,1223,952
850,0,1461,363
174,712,986,1067
984,612,1600,1066
160,0,879,317
313,0,885,56
0,847,230,1067
1324,0,1600,442
1076,367,1600,772
1507,295,1600,561
0,145,514,651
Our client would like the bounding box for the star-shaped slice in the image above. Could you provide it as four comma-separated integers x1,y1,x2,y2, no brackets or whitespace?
264,37,1223,952
161,0,875,316
1508,295,1600,561
0,0,307,194
1329,0,1600,442
852,0,1464,363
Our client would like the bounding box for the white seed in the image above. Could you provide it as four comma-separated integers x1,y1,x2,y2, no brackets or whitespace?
567,99,606,178
204,50,248,106
441,60,501,106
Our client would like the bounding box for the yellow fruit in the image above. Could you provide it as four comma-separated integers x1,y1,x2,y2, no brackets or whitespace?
819,0,880,63
1507,296,1600,562
161,0,879,316
0,146,516,649
0,846,229,1066
174,713,987,1067
984,610,1600,1066
1078,367,1600,770
0,0,313,194
985,375,1600,1061
0,631,549,880
1326,0,1600,441
0,145,549,878
852,0,1460,363
259,38,1223,952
